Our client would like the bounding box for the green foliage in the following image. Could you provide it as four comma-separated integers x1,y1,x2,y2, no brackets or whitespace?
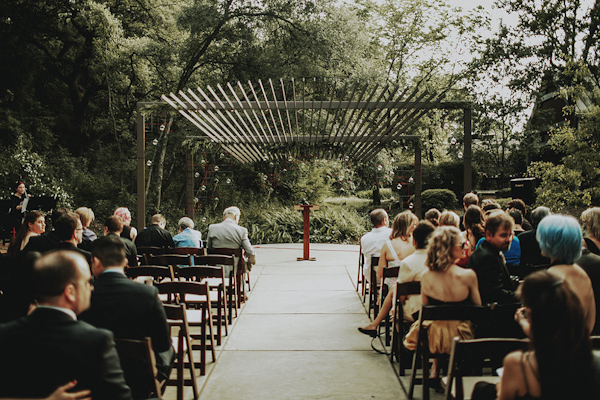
422,161,479,198
495,188,512,198
420,189,458,211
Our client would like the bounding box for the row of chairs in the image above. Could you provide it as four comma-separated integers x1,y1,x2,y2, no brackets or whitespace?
117,248,252,400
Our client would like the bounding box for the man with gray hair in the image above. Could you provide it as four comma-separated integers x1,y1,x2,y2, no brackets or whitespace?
360,208,391,284
173,216,203,248
207,206,256,266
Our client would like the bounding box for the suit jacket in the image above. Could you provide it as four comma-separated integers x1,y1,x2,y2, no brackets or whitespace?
207,219,254,255
79,271,171,353
0,307,132,399
518,229,550,268
56,241,93,267
22,230,61,254
578,249,600,335
107,232,138,267
467,240,516,305
135,224,174,249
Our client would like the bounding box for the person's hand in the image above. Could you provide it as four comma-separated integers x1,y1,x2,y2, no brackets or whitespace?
514,306,527,323
514,306,532,338
46,381,91,400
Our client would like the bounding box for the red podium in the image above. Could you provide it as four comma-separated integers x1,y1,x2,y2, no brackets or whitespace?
294,204,319,261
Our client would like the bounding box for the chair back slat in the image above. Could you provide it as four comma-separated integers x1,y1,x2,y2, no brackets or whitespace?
150,254,192,267
177,266,225,281
382,266,400,279
114,337,162,400
168,247,206,256
137,246,165,265
396,281,421,296
125,265,175,282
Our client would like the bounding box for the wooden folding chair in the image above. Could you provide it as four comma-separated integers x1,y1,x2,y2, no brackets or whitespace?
114,337,164,400
168,247,206,257
157,281,216,376
150,254,193,268
390,281,421,376
162,304,198,400
444,337,529,400
137,246,166,265
379,266,400,345
177,265,229,343
357,241,364,294
206,248,250,303
367,256,380,318
125,265,175,285
408,304,489,400
194,254,238,322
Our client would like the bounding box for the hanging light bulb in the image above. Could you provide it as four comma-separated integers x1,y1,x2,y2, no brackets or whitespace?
458,151,463,159
450,138,457,145
409,177,414,183
397,184,402,190
226,178,231,184
214,178,219,184
152,139,158,146
214,165,219,172
194,172,200,178
201,185,206,191
146,160,152,167
194,197,199,203
159,124,165,131
377,164,383,171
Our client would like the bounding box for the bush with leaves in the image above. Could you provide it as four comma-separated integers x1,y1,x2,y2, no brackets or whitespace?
420,189,458,212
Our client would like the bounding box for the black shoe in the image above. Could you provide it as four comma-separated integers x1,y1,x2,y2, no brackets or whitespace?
358,327,377,338
427,377,444,394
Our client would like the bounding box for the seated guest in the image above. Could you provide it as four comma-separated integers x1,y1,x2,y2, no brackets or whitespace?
359,209,392,285
75,207,97,251
0,251,132,399
581,207,600,256
577,245,600,335
481,199,501,213
80,236,174,394
537,214,596,333
359,220,435,336
457,205,484,267
358,217,426,337
459,192,479,230
6,211,45,257
518,206,551,271
54,211,92,266
135,213,174,249
114,207,138,242
467,210,516,305
404,226,481,387
495,271,600,400
438,210,460,228
173,216,203,248
105,216,138,267
508,208,525,234
506,198,533,231
207,206,256,267
23,208,69,254
424,208,440,227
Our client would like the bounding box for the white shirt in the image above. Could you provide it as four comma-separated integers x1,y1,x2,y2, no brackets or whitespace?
360,226,392,282
397,248,428,321
36,305,77,321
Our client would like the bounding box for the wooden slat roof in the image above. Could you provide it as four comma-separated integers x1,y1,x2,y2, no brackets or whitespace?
161,78,469,163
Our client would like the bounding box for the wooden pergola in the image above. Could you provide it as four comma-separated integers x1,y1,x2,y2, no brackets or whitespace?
136,78,473,227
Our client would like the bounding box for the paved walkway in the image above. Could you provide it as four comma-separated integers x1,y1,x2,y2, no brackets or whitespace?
165,243,406,400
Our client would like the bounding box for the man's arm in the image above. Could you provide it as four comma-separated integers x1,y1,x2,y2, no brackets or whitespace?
240,227,255,264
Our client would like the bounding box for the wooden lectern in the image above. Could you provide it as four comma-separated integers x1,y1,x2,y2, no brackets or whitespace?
294,204,319,261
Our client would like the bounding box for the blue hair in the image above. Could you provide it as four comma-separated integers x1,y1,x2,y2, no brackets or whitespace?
536,215,582,264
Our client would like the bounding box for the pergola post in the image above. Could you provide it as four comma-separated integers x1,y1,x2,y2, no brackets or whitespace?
186,151,195,218
463,106,472,194
414,139,422,218
136,103,146,230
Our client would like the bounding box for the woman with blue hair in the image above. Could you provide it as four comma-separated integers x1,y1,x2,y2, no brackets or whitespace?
536,214,596,333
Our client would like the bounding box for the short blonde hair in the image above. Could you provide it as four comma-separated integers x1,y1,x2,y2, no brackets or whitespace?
581,207,600,239
438,210,460,228
390,211,418,240
75,207,94,228
426,226,462,272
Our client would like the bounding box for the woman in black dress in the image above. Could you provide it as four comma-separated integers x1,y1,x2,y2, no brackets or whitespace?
8,182,29,234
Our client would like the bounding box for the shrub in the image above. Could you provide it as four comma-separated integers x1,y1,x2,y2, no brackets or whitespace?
421,189,458,211
422,161,480,198
496,188,511,198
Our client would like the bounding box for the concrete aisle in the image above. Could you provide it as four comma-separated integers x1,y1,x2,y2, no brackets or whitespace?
192,243,405,400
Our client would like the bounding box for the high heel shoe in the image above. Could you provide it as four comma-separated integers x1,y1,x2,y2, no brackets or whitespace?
357,327,377,338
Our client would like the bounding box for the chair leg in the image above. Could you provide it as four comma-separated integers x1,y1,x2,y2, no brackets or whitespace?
408,341,420,399
422,343,430,400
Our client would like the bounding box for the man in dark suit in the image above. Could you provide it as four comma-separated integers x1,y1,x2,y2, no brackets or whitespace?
207,206,256,270
53,211,92,266
467,210,517,305
518,206,552,272
577,247,600,335
80,235,174,392
0,250,132,399
135,213,174,249
104,215,138,267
